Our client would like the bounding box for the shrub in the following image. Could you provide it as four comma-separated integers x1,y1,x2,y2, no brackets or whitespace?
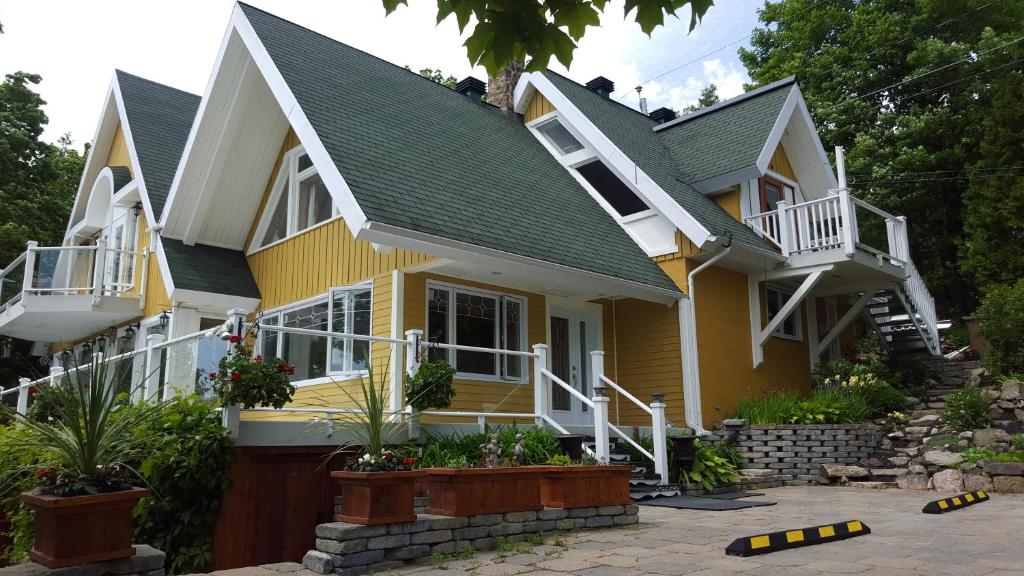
679,439,739,491
129,398,233,574
977,279,1024,375
0,424,42,564
879,353,938,399
941,386,991,432
418,425,562,467
734,392,804,424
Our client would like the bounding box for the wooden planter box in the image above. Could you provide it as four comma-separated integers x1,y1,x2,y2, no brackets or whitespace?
331,470,426,525
540,466,633,508
424,467,547,517
20,487,149,568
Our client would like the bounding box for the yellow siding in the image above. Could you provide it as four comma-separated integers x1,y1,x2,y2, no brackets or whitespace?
652,231,700,294
404,272,544,424
693,264,811,422
600,298,684,427
246,130,435,311
768,144,796,181
523,92,556,123
105,125,133,174
713,186,742,220
135,213,171,317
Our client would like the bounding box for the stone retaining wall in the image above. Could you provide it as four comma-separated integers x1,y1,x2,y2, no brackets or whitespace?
304,506,639,576
735,424,884,484
0,546,165,576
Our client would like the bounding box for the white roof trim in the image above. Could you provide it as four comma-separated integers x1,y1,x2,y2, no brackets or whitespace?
755,86,839,191
513,72,713,248
159,5,369,243
109,74,159,231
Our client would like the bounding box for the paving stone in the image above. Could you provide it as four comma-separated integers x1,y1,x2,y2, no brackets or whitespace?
109,546,165,575
211,568,278,576
258,564,305,574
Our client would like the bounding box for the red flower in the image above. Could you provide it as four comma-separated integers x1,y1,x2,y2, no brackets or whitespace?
209,371,218,380
229,335,242,344
287,365,295,375
29,387,37,397
230,372,241,382
36,468,46,479
404,457,415,467
254,355,263,362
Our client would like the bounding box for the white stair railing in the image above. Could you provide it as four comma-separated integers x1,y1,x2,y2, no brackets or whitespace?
901,260,940,355
598,371,669,484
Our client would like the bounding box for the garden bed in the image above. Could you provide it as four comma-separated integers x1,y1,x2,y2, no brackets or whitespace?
539,466,632,508
423,467,548,516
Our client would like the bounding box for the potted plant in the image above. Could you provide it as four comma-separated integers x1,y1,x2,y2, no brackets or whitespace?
539,455,632,509
1,358,166,568
329,360,424,525
210,335,296,409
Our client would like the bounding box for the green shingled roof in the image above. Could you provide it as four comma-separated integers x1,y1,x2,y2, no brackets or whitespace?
116,72,260,300
541,71,780,257
115,71,200,219
657,79,794,185
239,3,680,294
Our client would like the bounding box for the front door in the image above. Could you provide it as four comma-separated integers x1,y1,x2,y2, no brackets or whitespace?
549,306,601,426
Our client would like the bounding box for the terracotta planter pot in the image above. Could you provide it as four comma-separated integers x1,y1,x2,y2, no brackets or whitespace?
20,487,149,568
424,467,548,516
331,470,426,525
540,466,633,508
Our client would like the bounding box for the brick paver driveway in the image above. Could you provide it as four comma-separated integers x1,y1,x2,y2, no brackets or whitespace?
394,486,1024,576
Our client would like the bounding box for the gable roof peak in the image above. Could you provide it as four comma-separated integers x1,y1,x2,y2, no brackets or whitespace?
653,76,797,132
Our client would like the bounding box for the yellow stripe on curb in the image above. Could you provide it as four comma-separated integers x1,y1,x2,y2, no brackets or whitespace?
923,491,991,514
726,521,871,557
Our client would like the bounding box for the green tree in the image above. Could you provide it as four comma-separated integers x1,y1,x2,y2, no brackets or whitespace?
417,68,458,88
382,0,714,75
682,83,719,113
739,0,1024,317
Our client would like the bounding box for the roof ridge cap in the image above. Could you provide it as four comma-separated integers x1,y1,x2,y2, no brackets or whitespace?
653,76,796,132
114,69,200,99
542,70,655,121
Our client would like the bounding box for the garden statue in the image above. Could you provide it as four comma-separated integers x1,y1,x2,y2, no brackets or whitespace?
513,433,526,465
481,433,502,467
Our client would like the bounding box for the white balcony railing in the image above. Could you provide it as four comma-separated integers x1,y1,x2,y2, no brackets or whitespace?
0,240,145,313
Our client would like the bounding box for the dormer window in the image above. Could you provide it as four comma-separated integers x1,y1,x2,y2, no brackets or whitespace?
535,118,584,155
251,146,337,252
576,160,648,217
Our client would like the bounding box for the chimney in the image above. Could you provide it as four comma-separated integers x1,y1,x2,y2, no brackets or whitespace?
649,107,677,124
585,76,615,98
487,61,524,111
455,76,486,101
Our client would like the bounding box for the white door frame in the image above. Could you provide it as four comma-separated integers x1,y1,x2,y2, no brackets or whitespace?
546,299,602,427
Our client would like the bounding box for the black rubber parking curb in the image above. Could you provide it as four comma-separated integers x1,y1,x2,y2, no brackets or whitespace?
922,490,990,514
725,520,871,557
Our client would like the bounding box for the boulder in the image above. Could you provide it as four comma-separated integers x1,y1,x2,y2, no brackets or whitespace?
909,415,940,426
888,456,911,466
963,473,994,492
909,464,928,475
896,473,930,491
821,464,869,479
932,469,964,492
997,400,1016,409
904,426,931,436
905,396,921,407
1001,379,1022,401
993,475,1024,493
924,450,963,466
989,405,1006,419
974,428,1011,447
959,431,974,441
984,461,1024,476
1016,409,1024,421
983,388,1002,402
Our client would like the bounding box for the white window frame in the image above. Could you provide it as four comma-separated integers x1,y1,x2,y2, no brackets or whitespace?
765,284,803,341
247,145,341,255
257,283,374,386
425,280,528,383
526,111,655,221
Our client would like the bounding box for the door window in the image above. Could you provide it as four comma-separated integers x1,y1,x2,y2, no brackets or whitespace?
759,176,793,212
550,316,570,411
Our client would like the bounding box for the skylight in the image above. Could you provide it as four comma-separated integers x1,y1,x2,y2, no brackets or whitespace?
576,161,649,216
535,118,584,155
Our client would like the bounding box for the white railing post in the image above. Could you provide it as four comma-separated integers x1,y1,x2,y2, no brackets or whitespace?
49,365,64,392
225,308,248,345
650,393,669,485
144,333,164,401
896,216,909,262
532,344,549,427
592,384,610,464
776,201,792,257
22,241,37,293
91,239,107,303
221,308,248,437
404,329,422,377
837,187,857,256
16,378,30,416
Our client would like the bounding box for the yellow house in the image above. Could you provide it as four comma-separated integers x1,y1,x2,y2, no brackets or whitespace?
0,3,939,443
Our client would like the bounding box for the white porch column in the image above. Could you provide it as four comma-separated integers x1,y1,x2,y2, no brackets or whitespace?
16,378,30,416
532,344,549,426
592,384,610,464
91,238,107,303
651,393,669,485
143,333,165,401
163,306,201,399
776,201,792,257
806,293,820,368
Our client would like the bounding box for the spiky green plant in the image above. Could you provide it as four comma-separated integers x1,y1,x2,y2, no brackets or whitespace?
328,355,410,468
1,355,168,496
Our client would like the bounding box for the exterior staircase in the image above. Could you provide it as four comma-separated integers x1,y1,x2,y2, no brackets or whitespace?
583,437,681,501
867,288,939,354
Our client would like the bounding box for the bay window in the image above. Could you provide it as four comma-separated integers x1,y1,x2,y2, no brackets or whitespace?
259,284,373,382
426,282,526,381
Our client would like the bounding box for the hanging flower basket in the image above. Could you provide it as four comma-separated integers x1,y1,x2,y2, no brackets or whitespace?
211,336,296,408
404,357,456,411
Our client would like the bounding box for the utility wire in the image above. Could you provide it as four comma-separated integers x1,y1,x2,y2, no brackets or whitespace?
819,35,1024,112
614,0,830,101
854,171,1024,185
849,165,1024,178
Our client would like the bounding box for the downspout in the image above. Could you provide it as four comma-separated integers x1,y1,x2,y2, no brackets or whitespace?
679,241,732,436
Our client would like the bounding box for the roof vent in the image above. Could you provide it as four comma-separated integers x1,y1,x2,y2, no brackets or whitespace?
455,76,486,101
649,107,677,124
585,76,615,98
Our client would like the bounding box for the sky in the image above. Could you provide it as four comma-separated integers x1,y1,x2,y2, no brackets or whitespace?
0,0,765,148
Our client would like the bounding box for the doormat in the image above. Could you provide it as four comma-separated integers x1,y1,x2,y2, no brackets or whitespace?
703,491,766,500
637,495,776,511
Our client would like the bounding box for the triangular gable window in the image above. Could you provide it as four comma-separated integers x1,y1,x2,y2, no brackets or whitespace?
251,145,338,252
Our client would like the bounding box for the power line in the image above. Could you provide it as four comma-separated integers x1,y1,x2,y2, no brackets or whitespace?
820,35,1024,112
854,170,1024,185
849,166,1024,178
614,0,830,101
